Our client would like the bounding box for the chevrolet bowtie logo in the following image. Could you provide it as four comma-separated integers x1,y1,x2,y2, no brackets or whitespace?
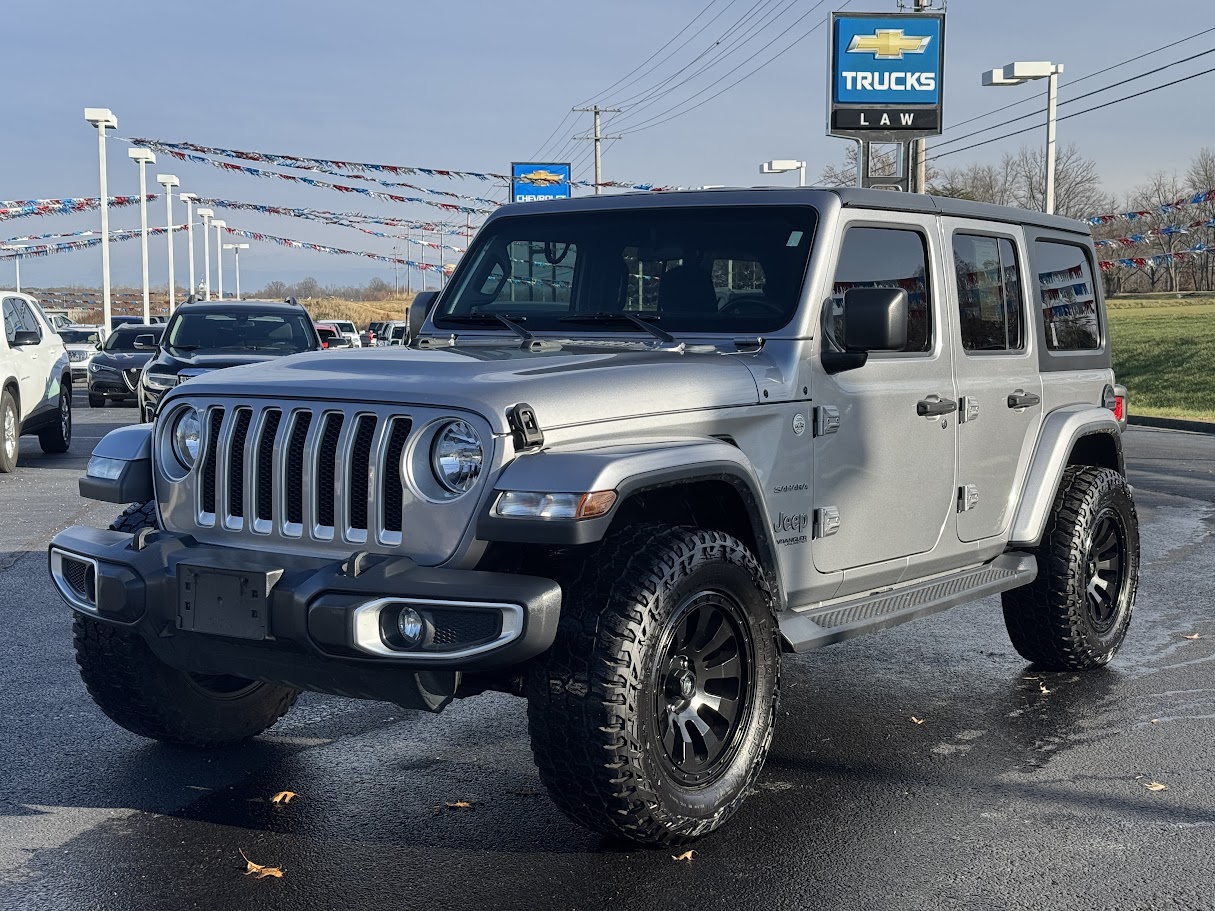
847,29,931,59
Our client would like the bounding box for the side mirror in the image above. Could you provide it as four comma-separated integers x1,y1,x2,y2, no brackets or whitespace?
409,291,439,340
12,329,40,347
822,288,909,375
133,334,157,350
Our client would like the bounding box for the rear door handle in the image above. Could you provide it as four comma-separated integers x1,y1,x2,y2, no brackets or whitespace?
916,397,958,417
1007,392,1041,409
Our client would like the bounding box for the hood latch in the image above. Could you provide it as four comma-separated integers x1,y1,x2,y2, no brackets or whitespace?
507,403,544,451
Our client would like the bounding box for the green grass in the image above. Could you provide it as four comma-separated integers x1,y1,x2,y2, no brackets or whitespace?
1107,298,1215,422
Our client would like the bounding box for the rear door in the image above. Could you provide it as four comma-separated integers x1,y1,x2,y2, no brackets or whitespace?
944,222,1043,542
811,216,958,581
2,295,50,421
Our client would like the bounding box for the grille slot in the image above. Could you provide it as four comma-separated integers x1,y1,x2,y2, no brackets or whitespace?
348,415,378,531
62,556,96,604
427,608,502,649
255,409,282,522
381,418,411,534
316,413,345,529
227,409,253,519
201,407,225,515
286,412,313,526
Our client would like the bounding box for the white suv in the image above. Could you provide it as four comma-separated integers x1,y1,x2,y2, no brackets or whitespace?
1,292,72,472
327,319,362,348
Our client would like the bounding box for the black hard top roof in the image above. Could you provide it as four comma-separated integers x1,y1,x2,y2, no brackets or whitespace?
491,186,1088,235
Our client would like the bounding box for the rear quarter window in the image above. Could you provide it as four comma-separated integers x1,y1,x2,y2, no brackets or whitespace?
1034,240,1101,351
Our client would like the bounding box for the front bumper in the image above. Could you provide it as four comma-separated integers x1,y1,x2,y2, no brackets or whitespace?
48,525,561,711
88,374,136,398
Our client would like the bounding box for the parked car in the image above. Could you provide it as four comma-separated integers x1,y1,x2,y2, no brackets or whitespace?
52,188,1138,846
0,291,72,471
59,325,107,385
325,319,362,348
44,312,75,333
315,323,353,350
87,324,164,407
379,320,409,346
137,299,322,421
364,320,388,347
110,315,146,330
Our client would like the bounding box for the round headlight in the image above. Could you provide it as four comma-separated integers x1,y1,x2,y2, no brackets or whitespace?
171,407,202,469
430,420,482,495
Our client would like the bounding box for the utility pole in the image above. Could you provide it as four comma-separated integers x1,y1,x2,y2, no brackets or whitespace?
573,105,622,194
910,0,930,193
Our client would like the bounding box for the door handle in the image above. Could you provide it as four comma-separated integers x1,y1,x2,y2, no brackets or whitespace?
916,397,958,417
1007,392,1041,409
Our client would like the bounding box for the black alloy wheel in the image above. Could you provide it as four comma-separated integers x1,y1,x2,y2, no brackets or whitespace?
1084,509,1126,634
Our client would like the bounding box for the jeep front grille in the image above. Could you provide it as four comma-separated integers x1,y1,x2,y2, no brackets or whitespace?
197,403,412,545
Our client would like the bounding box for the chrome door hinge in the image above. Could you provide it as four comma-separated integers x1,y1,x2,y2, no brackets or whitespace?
814,506,841,538
958,484,979,512
960,396,980,424
814,405,840,437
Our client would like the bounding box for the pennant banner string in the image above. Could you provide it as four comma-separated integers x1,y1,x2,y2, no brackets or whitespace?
0,195,155,222
197,198,472,235
1093,218,1215,247
222,226,448,275
0,225,185,259
1086,189,1215,225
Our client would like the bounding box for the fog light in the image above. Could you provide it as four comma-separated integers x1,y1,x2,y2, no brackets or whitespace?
396,607,425,646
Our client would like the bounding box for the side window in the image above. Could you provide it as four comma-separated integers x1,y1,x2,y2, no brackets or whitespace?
952,234,1024,352
2,297,40,345
828,226,932,353
1034,240,1100,351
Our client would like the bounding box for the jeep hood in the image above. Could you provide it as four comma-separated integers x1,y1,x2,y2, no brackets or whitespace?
170,344,761,433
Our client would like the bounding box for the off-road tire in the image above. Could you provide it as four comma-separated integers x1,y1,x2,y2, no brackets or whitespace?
71,502,299,747
0,389,17,472
88,393,106,408
527,526,780,846
38,384,72,453
1002,466,1139,671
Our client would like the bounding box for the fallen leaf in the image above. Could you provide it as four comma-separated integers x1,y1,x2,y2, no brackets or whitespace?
1183,633,1202,640
1150,719,1160,724
433,799,478,815
239,849,284,879
910,716,925,725
270,791,297,805
1039,684,1052,695
1143,781,1169,792
672,850,696,863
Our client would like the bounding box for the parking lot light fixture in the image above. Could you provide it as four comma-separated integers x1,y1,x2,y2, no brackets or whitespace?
128,147,156,323
982,61,1063,214
211,221,227,299
84,107,118,330
157,174,179,313
760,159,807,187
196,208,214,300
223,243,249,300
178,192,198,299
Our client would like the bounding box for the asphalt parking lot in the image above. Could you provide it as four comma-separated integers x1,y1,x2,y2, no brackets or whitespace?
1,394,1213,911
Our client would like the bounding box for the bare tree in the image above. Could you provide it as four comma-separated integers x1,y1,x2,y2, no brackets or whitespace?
1185,147,1215,291
1002,143,1109,220
817,143,927,187
1130,171,1188,292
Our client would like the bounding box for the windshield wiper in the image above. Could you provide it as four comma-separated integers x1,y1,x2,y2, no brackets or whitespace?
167,344,200,353
441,313,532,343
559,312,681,346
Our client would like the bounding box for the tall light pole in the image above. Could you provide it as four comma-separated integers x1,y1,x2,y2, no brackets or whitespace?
223,243,249,299
983,61,1064,215
2,245,29,292
212,221,227,299
405,228,413,295
127,147,156,323
157,174,179,314
179,192,197,299
760,159,807,187
197,208,214,300
84,108,118,330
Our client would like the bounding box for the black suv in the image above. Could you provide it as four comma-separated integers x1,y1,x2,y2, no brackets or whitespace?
87,323,164,407
138,300,321,421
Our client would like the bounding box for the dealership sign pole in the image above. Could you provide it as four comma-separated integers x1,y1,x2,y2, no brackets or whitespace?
828,10,945,191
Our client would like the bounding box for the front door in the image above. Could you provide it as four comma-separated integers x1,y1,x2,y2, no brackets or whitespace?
944,223,1043,543
811,217,958,577
2,296,48,422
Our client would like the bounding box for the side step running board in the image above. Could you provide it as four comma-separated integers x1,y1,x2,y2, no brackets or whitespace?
779,552,1038,653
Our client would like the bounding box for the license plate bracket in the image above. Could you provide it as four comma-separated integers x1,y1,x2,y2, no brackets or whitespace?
177,562,282,640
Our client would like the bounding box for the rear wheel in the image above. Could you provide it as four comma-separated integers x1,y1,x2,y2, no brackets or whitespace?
527,526,779,845
38,385,72,453
1002,466,1139,670
0,389,18,472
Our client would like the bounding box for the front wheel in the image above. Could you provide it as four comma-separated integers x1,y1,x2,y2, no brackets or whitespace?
0,389,17,472
1002,466,1140,670
527,526,779,846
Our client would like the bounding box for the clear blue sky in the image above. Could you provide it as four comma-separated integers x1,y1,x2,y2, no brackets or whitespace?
4,0,1213,292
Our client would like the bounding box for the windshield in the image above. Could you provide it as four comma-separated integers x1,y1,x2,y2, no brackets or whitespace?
435,206,817,334
331,321,356,333
163,310,317,356
105,327,163,351
60,328,102,345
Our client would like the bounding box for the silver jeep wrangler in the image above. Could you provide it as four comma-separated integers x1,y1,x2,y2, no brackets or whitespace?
50,188,1138,846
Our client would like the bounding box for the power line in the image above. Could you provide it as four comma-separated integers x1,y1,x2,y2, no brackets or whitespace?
929,63,1215,162
938,24,1215,138
616,0,839,137
933,45,1215,151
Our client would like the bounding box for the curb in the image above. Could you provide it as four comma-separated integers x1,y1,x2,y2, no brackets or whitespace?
1128,415,1215,435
